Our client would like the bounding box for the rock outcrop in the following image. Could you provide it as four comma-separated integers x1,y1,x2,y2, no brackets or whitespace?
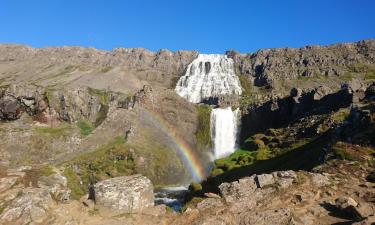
94,174,154,212
228,39,375,87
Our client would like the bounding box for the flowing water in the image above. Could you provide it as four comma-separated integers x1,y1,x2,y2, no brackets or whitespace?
210,107,240,159
175,54,242,103
154,186,189,212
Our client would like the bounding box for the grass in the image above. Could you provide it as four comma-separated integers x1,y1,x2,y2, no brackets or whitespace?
195,105,212,150
35,123,72,137
331,108,350,123
77,120,94,136
215,148,255,172
87,87,109,127
238,75,252,96
39,164,56,176
347,63,375,80
204,134,329,190
62,137,135,199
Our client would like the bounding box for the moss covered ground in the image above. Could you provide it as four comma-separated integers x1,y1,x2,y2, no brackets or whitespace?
62,137,135,199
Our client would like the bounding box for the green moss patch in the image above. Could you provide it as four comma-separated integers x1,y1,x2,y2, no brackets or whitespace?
195,105,212,150
77,120,94,136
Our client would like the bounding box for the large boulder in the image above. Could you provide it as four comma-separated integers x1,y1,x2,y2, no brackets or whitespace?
0,188,55,224
0,94,22,120
94,174,154,212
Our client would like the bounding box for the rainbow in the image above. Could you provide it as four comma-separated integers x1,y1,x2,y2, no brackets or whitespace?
140,108,207,182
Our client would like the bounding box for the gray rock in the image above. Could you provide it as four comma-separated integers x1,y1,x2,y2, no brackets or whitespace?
237,208,292,225
354,203,375,219
0,188,55,224
0,176,18,193
94,174,154,212
335,196,358,210
311,173,330,187
37,172,71,202
0,94,22,120
229,40,375,87
219,175,257,203
256,173,275,188
197,198,224,211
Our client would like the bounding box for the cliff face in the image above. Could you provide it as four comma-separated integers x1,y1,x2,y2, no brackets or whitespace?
228,39,375,88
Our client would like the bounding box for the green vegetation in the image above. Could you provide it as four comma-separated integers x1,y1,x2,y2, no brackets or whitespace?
195,105,212,149
210,168,224,177
35,123,72,137
77,120,94,136
189,182,203,192
88,208,99,216
255,147,270,160
208,135,329,185
95,104,109,127
63,167,86,199
238,75,252,96
87,87,110,127
347,63,375,80
100,66,113,73
39,164,56,176
331,108,350,123
63,137,135,199
0,206,4,215
215,149,255,172
181,197,204,212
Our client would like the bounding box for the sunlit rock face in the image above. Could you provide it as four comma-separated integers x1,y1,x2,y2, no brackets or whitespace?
175,54,242,103
210,107,240,159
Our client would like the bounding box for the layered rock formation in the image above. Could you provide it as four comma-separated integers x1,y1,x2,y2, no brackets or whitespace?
228,39,375,88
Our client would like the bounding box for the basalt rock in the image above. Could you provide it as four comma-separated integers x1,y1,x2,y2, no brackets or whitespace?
228,39,375,87
240,82,367,139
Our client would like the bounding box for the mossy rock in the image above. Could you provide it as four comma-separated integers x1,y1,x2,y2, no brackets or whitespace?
243,137,266,151
189,182,203,192
210,168,224,177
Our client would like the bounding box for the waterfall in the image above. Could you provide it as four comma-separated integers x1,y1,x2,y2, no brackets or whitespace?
175,54,242,103
210,107,240,159
174,54,242,161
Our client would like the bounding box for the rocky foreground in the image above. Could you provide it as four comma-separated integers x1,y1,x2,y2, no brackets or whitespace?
0,162,374,225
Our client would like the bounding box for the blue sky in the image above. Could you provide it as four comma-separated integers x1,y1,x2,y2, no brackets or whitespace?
0,0,374,53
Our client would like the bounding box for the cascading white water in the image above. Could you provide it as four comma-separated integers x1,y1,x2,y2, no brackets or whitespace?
175,54,242,103
174,54,242,160
210,107,240,159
